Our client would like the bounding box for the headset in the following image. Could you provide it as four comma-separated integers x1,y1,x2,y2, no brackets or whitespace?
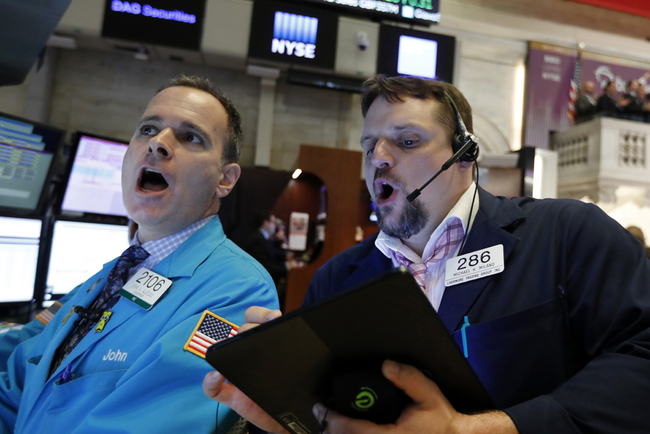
447,92,480,163
406,91,480,202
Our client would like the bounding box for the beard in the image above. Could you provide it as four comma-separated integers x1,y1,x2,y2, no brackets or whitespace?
376,197,429,239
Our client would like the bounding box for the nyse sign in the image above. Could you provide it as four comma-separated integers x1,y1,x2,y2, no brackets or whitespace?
272,40,315,58
271,12,318,59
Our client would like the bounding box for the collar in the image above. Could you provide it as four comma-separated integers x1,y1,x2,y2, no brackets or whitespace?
132,215,215,269
376,183,479,264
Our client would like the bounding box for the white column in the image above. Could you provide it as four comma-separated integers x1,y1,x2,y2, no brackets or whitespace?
254,77,277,167
23,47,58,123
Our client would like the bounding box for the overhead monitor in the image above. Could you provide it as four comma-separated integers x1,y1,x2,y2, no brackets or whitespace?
46,220,130,297
0,113,65,215
294,0,440,25
60,132,129,218
376,25,455,83
0,0,70,86
0,216,42,303
101,0,207,50
248,0,339,70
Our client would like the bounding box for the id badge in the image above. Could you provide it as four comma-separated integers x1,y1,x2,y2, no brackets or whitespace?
119,268,172,310
445,244,504,287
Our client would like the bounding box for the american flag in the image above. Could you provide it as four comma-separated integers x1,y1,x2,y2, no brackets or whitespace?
36,301,63,326
568,50,582,121
184,310,238,358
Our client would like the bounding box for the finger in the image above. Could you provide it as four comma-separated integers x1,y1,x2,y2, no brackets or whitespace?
203,371,288,434
313,404,390,434
381,360,447,408
243,306,282,325
202,370,230,400
238,323,261,333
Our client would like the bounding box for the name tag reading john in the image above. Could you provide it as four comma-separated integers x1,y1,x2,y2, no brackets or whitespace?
119,268,172,310
445,245,504,287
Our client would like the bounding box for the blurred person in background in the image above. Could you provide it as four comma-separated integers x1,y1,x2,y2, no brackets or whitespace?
575,81,598,123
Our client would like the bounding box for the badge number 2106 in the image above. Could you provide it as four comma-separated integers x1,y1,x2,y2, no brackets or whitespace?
120,268,173,310
135,271,166,291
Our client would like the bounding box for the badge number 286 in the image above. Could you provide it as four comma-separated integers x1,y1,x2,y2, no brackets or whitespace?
445,244,505,287
457,250,493,270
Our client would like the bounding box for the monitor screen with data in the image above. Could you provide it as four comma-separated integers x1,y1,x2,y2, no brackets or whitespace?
0,113,64,214
46,220,130,296
0,216,42,302
60,133,129,218
295,0,440,25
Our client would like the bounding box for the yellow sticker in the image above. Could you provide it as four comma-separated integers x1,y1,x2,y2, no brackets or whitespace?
94,311,113,333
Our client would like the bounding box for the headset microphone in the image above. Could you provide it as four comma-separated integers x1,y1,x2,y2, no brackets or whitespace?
406,138,477,202
406,92,479,203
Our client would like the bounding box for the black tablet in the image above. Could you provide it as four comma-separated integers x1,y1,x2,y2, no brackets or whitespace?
206,268,493,434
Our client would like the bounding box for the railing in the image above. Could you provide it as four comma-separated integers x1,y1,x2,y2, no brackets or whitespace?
551,116,650,204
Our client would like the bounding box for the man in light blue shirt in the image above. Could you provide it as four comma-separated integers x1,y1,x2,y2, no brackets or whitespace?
0,75,279,433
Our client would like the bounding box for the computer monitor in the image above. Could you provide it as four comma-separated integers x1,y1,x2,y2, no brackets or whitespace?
0,113,65,215
376,25,456,83
59,132,129,218
45,220,130,297
0,216,42,302
296,0,440,25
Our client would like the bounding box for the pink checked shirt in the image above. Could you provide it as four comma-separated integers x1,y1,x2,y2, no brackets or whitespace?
375,183,479,311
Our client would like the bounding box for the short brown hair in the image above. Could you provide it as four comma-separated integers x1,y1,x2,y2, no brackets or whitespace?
360,75,473,141
158,75,243,164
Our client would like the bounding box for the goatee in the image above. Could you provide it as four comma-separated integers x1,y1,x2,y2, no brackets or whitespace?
376,198,429,239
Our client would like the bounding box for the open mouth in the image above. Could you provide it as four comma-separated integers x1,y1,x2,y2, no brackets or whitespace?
374,179,399,204
379,182,394,200
139,168,169,192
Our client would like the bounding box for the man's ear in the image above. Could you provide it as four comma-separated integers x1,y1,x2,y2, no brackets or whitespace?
458,160,474,172
216,163,241,198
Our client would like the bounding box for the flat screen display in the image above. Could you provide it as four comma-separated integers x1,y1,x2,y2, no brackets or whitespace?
295,0,440,25
248,0,339,70
0,216,42,302
46,220,130,296
60,133,129,218
377,25,455,83
0,113,64,214
101,0,206,50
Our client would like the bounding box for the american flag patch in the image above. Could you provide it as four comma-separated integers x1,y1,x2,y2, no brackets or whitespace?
36,301,63,326
184,310,238,359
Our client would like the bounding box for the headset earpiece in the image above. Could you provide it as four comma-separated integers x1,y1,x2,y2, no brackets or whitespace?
406,90,480,202
444,92,479,163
